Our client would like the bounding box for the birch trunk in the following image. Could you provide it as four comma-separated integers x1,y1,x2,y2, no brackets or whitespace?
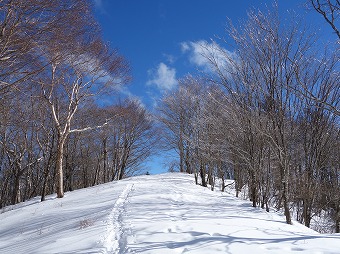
56,137,66,198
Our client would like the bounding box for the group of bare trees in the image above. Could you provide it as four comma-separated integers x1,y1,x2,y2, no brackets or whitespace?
309,0,340,40
159,4,339,233
0,0,156,207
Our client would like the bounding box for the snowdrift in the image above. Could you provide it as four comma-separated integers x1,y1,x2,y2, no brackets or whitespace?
0,173,339,253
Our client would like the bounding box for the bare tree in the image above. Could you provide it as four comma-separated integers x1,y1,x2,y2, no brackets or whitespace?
204,5,322,224
104,100,157,180
309,0,340,39
0,88,47,206
61,100,157,187
0,0,75,96
158,75,233,188
158,76,199,174
198,3,340,228
34,0,129,198
154,3,339,231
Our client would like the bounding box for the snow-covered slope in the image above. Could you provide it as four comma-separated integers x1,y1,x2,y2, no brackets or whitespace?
1,173,340,254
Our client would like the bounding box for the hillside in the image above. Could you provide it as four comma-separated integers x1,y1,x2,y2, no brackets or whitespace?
0,173,339,254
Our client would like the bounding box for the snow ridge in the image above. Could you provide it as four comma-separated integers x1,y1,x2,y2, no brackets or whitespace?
104,183,133,254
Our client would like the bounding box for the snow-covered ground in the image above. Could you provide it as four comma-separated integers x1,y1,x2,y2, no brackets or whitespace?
1,173,340,254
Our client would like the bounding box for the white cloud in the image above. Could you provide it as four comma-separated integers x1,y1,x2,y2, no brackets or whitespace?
188,40,211,68
162,53,176,64
98,84,145,108
180,42,190,53
181,40,236,73
127,94,146,109
147,62,177,91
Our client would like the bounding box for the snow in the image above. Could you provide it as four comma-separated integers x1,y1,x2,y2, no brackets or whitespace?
0,173,340,254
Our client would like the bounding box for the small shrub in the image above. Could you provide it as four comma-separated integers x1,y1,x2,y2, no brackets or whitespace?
79,218,94,229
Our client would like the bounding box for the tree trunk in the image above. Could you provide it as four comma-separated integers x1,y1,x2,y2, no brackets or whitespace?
185,148,191,174
208,162,214,190
11,174,21,205
93,159,100,186
261,195,265,209
0,177,10,208
56,138,66,198
282,166,292,224
41,132,55,202
41,169,49,202
200,161,207,187
220,168,226,192
103,138,107,183
303,199,312,228
335,203,340,233
250,169,257,208
194,171,198,185
179,140,184,173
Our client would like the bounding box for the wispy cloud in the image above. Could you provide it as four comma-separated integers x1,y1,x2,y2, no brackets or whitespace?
180,42,190,53
94,0,106,14
98,84,145,108
181,40,236,73
147,62,177,91
162,53,176,64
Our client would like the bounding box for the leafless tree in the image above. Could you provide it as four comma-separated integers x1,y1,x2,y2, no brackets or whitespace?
158,76,233,188
198,3,339,228
32,1,130,198
0,88,47,206
103,100,157,180
155,3,339,231
309,0,340,39
0,0,78,96
204,5,324,224
63,100,157,186
158,76,201,175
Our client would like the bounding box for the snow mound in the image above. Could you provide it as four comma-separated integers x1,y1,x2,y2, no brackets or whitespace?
0,173,339,254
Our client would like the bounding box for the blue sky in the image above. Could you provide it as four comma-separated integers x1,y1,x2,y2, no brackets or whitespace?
93,0,335,174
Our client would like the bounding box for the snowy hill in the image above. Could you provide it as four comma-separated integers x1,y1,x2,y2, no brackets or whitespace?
1,173,340,254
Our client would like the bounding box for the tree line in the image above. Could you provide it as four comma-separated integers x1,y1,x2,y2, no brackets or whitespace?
0,0,156,207
158,3,339,233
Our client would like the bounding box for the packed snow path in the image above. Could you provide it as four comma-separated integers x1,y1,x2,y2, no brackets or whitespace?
104,183,133,253
1,173,340,253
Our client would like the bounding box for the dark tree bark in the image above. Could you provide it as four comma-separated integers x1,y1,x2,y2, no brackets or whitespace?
310,0,340,39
